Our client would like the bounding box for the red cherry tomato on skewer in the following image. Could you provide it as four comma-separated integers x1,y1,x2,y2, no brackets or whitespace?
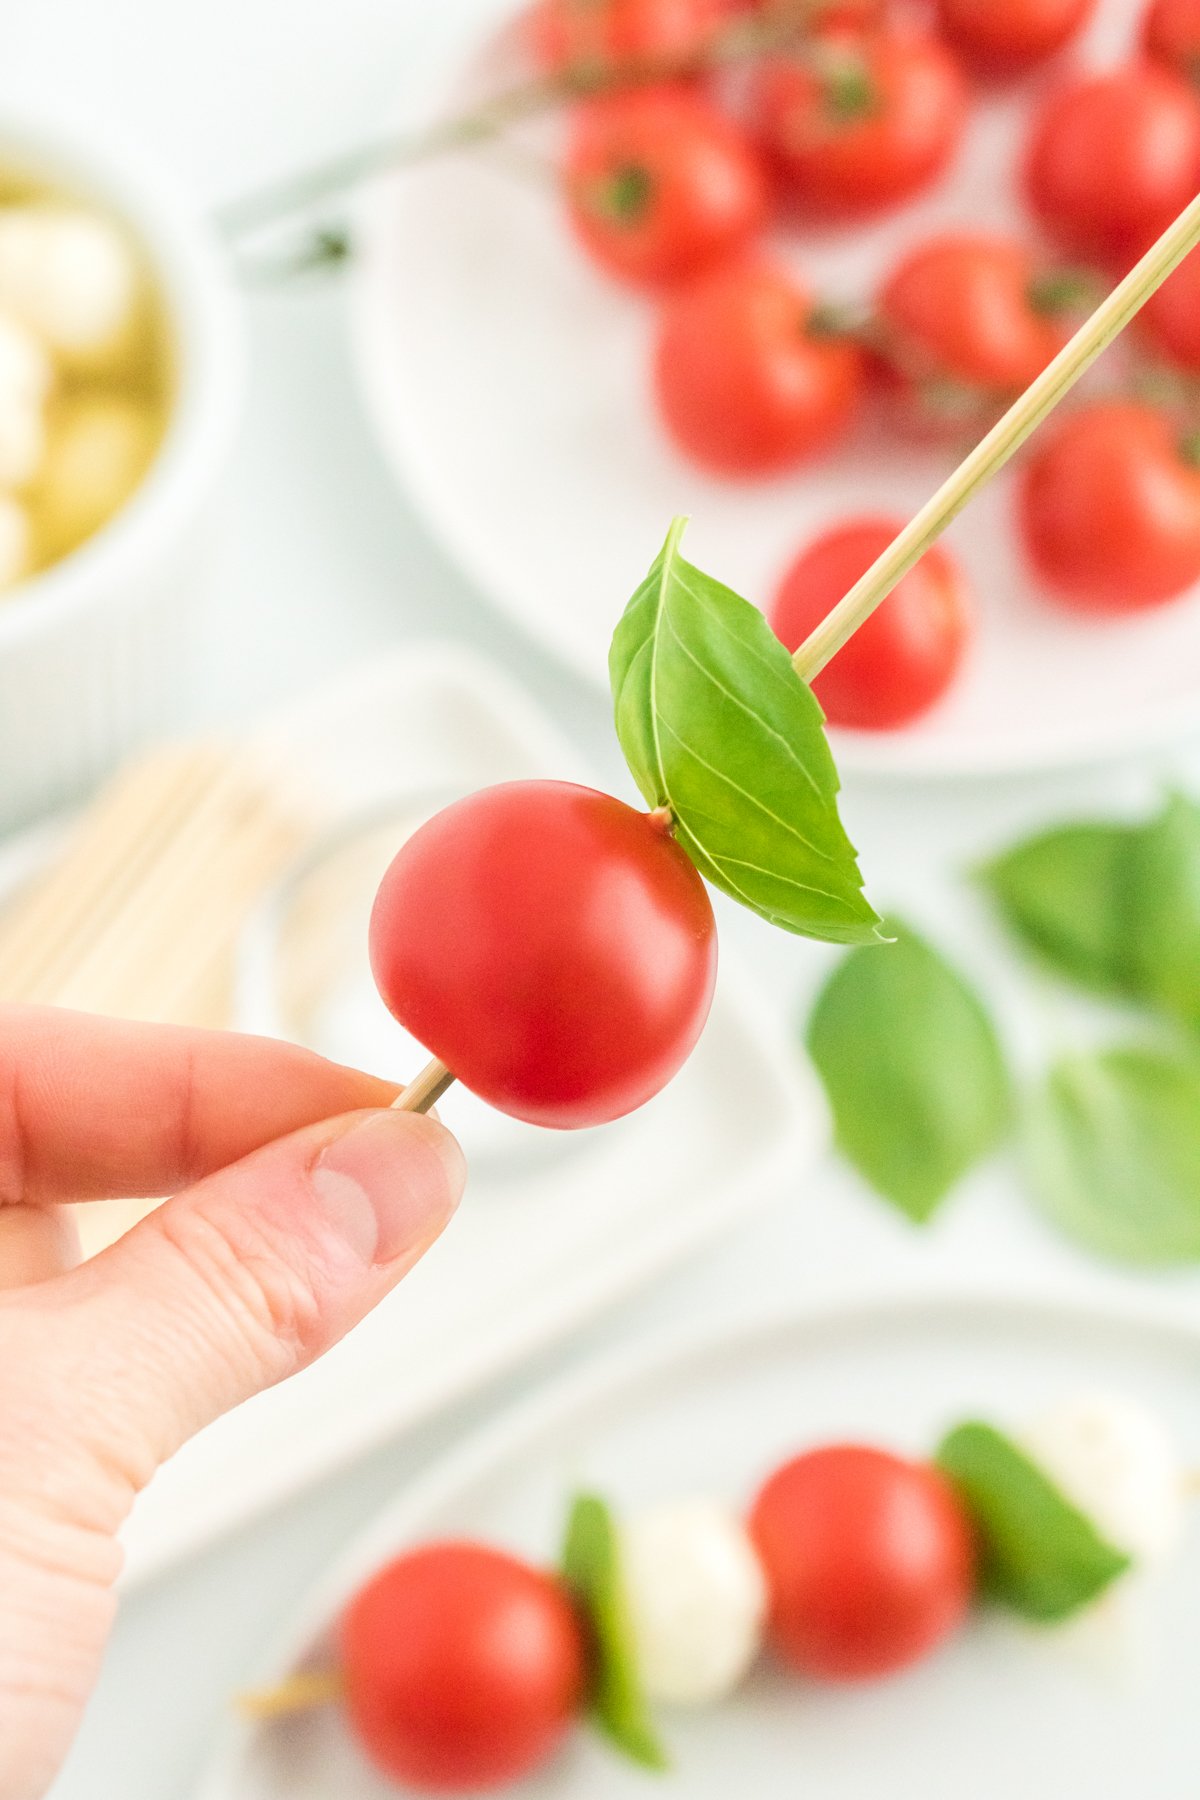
340,1543,586,1792
369,781,717,1128
749,1446,976,1680
1024,64,1200,270
771,518,971,729
1143,0,1200,83
933,0,1097,78
1020,400,1200,612
529,0,729,75
750,26,969,220
653,257,864,476
564,87,766,286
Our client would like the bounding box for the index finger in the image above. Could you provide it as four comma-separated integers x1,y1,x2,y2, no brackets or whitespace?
0,1005,400,1205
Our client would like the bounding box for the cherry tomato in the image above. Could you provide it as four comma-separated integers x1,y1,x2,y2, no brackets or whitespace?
1142,244,1200,369
369,781,717,1128
1024,64,1200,269
340,1543,587,1792
748,1446,976,1680
564,87,766,286
1020,400,1200,611
771,517,971,729
876,233,1070,433
653,257,864,475
530,0,728,74
750,27,968,219
933,0,1097,77
1143,0,1200,82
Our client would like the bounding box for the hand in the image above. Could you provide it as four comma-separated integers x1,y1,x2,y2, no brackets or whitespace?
0,1006,466,1800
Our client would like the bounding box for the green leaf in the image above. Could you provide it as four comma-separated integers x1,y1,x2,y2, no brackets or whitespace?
936,1421,1130,1623
978,822,1142,999
1023,1046,1200,1265
1127,792,1200,1031
806,921,1011,1221
610,518,882,947
560,1493,668,1773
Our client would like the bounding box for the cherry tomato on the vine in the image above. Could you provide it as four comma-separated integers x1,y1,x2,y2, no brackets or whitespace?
876,233,1072,433
1143,0,1200,83
653,257,864,475
1020,400,1200,611
369,781,717,1128
340,1543,586,1792
750,26,969,219
564,87,766,286
749,1446,976,1680
933,0,1097,78
771,517,971,729
529,0,729,74
1024,64,1200,269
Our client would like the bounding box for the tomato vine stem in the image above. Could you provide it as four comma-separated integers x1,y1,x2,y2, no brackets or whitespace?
792,194,1200,684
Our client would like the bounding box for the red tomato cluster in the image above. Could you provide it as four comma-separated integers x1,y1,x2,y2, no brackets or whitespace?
536,0,1200,731
332,1442,975,1792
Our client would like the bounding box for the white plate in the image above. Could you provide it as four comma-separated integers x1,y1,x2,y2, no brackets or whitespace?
0,643,820,1587
350,0,1200,780
195,1288,1200,1800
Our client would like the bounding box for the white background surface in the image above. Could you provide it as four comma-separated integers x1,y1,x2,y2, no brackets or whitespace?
4,3,1200,1796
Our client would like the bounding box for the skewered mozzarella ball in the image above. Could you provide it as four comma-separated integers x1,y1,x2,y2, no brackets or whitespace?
621,1499,767,1706
0,204,140,368
1021,1393,1185,1567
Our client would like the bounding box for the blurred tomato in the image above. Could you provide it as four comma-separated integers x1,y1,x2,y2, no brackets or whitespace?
1142,244,1200,369
749,1447,976,1680
1143,0,1200,82
1024,64,1200,268
771,517,971,728
341,1544,587,1792
565,87,766,285
1020,400,1200,611
933,0,1097,77
654,257,864,474
750,27,968,219
529,0,729,74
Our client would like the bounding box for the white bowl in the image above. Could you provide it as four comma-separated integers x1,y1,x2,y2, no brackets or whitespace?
0,106,242,830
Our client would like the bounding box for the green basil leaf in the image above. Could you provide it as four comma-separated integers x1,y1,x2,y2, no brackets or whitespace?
1128,792,1200,1031
560,1492,668,1773
978,822,1142,999
1023,1046,1200,1265
936,1421,1130,1623
610,518,882,946
806,922,1011,1222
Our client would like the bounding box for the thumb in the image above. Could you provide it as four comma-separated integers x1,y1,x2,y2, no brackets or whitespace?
48,1107,465,1489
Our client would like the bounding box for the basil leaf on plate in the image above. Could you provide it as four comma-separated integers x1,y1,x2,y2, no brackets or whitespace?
936,1421,1130,1622
978,821,1142,999
1023,1046,1200,1265
610,518,882,946
561,1492,668,1773
1128,792,1200,1031
807,922,1011,1222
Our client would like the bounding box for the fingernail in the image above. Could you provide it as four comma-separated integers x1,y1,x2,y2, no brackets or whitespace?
311,1112,465,1267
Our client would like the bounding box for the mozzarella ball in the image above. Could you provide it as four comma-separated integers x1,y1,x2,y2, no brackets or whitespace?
0,391,45,489
0,493,32,590
36,396,157,556
0,204,140,367
0,310,52,405
621,1499,766,1706
1021,1393,1185,1567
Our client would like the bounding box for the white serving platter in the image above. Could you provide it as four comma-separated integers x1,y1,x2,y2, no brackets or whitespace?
350,0,1200,780
194,1287,1200,1800
0,643,822,1587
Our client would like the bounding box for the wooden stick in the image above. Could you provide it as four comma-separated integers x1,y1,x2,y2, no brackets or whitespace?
792,193,1200,684
393,1057,456,1114
235,1668,345,1721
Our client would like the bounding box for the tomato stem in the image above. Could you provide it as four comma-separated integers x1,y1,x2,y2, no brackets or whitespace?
792,193,1200,685
647,805,676,836
235,1668,345,1720
1179,428,1200,469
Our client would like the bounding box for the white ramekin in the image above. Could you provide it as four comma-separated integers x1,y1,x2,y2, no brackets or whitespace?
0,107,243,832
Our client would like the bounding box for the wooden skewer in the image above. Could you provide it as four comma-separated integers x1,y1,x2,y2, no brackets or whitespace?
393,1057,456,1115
235,1668,344,1721
792,193,1200,683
